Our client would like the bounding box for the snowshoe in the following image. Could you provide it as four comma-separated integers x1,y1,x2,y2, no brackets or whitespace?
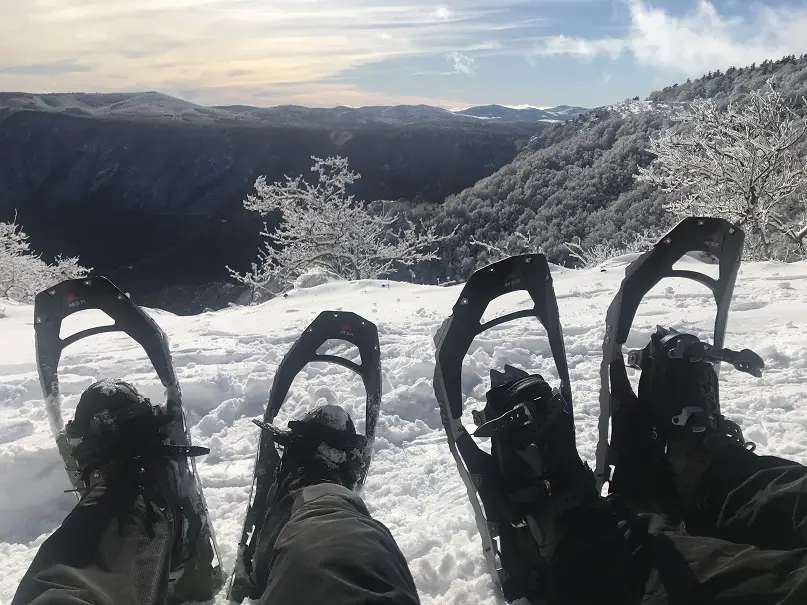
34,277,224,603
595,217,757,496
228,311,382,603
433,254,573,603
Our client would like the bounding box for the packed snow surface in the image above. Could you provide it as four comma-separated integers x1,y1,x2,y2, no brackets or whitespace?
2,258,807,604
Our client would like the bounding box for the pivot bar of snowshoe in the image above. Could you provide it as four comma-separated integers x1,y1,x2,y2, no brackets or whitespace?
230,310,382,603
595,217,745,491
433,254,570,603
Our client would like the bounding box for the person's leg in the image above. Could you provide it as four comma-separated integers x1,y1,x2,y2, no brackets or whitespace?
246,405,421,605
610,327,807,552
674,440,807,551
12,474,175,605
255,483,419,605
547,497,807,605
12,380,210,605
485,361,807,604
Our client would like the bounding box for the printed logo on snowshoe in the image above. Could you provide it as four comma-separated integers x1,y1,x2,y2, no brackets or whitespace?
339,324,354,337
67,293,86,308
503,269,522,289
704,232,721,249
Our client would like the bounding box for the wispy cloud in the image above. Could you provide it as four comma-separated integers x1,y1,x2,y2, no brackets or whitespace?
447,52,476,75
0,61,90,76
0,0,543,105
531,0,807,76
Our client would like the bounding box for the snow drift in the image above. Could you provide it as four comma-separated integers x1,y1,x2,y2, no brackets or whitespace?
1,258,807,604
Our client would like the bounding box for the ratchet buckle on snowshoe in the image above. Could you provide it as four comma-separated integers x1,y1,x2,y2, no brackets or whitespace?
474,389,568,439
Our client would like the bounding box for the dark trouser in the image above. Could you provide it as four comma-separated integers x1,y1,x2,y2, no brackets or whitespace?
255,483,420,605
11,482,176,605
551,448,807,604
12,482,420,605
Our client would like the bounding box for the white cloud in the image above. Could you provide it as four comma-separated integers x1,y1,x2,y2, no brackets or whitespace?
603,71,612,84
0,0,534,104
447,51,476,75
531,0,807,76
536,35,624,59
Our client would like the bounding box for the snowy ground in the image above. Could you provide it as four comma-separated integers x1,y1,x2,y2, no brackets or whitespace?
1,258,806,605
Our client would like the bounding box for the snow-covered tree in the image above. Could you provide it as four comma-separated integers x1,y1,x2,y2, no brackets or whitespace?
469,231,537,268
637,81,807,258
0,214,91,302
563,229,660,268
229,156,453,298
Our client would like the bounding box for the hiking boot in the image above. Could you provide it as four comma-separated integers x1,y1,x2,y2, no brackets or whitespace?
250,404,367,595
480,366,598,561
65,379,211,604
634,327,756,505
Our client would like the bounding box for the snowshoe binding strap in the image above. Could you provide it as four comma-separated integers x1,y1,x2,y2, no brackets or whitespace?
596,217,745,492
627,326,764,378
229,311,382,604
433,254,571,603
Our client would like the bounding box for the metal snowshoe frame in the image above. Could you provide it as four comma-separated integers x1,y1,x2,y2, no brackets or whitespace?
433,254,571,603
33,276,224,603
229,310,382,603
594,217,745,492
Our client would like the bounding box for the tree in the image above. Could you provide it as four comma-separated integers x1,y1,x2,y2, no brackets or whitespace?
0,214,91,302
637,81,807,258
229,156,453,299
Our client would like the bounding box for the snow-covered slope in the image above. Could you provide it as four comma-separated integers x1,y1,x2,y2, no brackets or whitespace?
2,258,807,604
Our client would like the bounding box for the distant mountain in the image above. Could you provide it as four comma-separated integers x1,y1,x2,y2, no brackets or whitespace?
0,91,577,311
0,92,587,127
452,104,589,123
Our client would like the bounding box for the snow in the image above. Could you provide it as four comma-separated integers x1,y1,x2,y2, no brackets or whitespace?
2,258,807,604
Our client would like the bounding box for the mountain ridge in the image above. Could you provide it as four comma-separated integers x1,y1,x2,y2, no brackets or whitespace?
0,91,588,126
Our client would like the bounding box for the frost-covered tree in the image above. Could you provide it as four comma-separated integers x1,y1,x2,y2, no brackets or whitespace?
637,81,807,258
469,231,537,268
0,214,91,302
230,156,452,298
564,229,660,268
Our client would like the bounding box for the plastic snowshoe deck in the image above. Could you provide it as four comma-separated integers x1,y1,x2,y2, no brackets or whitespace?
594,217,745,491
229,310,382,603
34,277,224,603
432,254,571,604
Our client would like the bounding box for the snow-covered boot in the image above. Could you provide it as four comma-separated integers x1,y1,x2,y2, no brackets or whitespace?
62,379,211,604
480,367,599,563
249,404,367,594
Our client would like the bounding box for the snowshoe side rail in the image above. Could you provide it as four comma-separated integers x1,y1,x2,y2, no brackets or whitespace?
230,310,381,603
433,254,570,603
595,217,745,491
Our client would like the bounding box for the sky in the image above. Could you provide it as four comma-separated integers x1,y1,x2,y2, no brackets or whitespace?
2,0,807,109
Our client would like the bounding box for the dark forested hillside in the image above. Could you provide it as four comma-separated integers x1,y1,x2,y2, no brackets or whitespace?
0,105,539,305
423,54,807,282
